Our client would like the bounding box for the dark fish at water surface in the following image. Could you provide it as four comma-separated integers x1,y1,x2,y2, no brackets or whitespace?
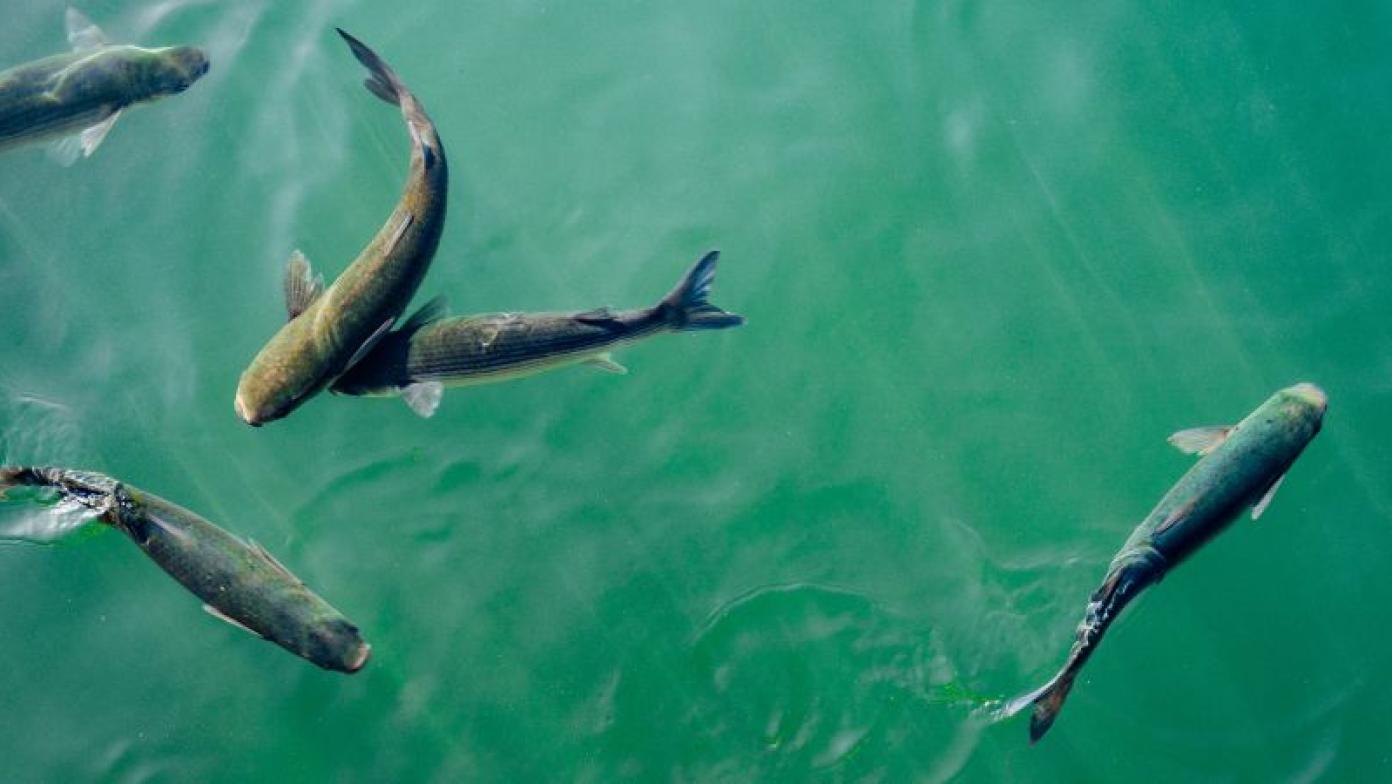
332,250,745,417
235,29,448,426
0,8,207,163
1002,383,1328,742
0,466,370,673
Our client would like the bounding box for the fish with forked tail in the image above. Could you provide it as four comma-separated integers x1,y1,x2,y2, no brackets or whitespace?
1001,383,1327,742
0,8,207,163
331,250,744,417
234,29,448,426
0,466,370,673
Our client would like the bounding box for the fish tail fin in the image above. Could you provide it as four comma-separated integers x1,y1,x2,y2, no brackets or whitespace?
1026,674,1076,743
336,28,404,106
996,669,1077,744
336,28,442,169
0,466,25,498
656,250,745,331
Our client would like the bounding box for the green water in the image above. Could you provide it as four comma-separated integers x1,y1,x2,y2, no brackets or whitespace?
2,1,1389,780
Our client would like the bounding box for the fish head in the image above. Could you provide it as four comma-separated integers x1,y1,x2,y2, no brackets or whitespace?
1284,382,1328,415
140,45,209,97
1277,382,1328,430
233,382,291,428
305,616,372,674
234,356,321,426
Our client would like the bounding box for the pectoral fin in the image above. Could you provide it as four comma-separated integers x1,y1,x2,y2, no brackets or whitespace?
584,353,628,374
1167,426,1233,456
385,212,414,256
343,318,395,372
79,110,120,157
283,250,324,320
1251,473,1286,520
202,604,263,639
65,8,108,51
46,135,82,166
401,381,443,418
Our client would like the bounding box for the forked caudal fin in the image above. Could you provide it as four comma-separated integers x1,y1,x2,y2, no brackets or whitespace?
657,251,745,331
999,557,1163,743
995,669,1077,744
336,28,405,106
335,28,440,169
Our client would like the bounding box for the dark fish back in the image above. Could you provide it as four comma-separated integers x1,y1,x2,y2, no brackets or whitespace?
0,53,114,146
406,311,659,378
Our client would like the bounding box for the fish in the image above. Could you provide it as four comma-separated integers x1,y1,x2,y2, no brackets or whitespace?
1001,382,1328,742
0,8,208,163
331,249,745,417
234,29,448,426
0,466,370,673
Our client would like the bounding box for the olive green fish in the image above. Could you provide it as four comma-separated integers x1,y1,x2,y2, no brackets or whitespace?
0,8,207,163
0,466,370,673
234,29,447,426
331,250,744,417
1002,383,1327,742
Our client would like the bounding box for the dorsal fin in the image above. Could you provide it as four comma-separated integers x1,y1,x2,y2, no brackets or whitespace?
574,307,623,329
65,7,108,51
399,295,448,336
249,538,301,583
283,250,324,320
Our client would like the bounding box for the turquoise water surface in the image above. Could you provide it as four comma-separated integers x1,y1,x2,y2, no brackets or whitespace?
2,1,1390,781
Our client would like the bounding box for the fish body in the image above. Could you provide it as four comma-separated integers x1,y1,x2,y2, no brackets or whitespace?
0,9,207,160
331,250,744,416
1005,383,1328,742
234,29,447,426
0,466,370,673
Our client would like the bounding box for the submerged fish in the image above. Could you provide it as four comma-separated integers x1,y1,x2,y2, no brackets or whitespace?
1003,383,1327,742
0,8,207,163
234,29,448,426
331,250,744,417
0,466,370,673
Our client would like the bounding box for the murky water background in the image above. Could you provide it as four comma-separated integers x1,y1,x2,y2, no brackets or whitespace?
2,1,1390,780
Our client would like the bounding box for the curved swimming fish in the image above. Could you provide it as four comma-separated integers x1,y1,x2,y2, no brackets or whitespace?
331,250,744,417
235,29,448,426
1002,383,1327,742
0,466,370,673
0,8,207,163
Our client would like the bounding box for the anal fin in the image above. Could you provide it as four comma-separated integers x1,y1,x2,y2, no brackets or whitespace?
402,381,443,418
584,353,628,375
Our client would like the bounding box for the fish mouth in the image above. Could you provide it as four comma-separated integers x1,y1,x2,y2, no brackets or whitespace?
1287,382,1328,413
346,642,372,673
233,392,263,427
